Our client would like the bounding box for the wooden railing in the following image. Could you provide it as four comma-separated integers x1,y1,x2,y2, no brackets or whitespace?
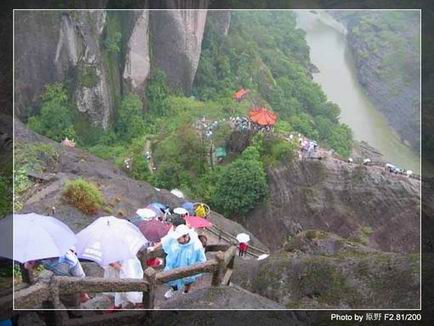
206,225,269,258
11,244,238,325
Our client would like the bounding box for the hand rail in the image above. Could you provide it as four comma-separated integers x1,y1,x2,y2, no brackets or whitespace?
13,245,239,314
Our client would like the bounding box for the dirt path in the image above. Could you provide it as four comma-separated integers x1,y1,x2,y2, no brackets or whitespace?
144,139,154,174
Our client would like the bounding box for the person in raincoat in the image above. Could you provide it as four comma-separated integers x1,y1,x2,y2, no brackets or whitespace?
162,225,206,299
24,248,89,306
103,256,144,308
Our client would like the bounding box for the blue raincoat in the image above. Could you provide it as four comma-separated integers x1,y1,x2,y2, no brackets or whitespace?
162,233,206,290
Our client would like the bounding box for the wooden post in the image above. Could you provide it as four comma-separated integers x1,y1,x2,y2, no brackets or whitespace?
50,278,69,326
19,264,34,284
211,251,225,287
143,267,157,309
221,247,236,286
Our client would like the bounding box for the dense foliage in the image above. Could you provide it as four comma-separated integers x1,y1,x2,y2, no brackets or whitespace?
211,146,267,217
194,11,352,157
28,83,76,142
26,12,358,218
14,142,59,211
115,94,145,142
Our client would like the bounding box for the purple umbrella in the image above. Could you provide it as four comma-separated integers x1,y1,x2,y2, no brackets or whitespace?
137,219,171,243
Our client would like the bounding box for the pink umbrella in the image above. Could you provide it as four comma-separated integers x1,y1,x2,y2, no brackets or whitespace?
137,219,171,243
183,216,213,229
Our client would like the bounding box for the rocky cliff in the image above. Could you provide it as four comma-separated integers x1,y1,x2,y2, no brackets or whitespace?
239,157,420,254
122,11,150,97
232,230,420,309
150,8,208,94
15,11,116,129
14,7,214,125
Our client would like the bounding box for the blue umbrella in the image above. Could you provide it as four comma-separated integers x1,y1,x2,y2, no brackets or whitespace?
182,202,194,216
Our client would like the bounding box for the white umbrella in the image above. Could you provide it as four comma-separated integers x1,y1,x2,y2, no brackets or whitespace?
257,254,269,261
75,216,147,266
173,207,189,216
136,208,157,220
0,213,77,263
170,189,184,198
236,233,250,243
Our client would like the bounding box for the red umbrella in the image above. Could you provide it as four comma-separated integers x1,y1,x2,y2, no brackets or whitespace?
233,88,249,101
137,219,171,243
249,107,277,126
184,216,213,229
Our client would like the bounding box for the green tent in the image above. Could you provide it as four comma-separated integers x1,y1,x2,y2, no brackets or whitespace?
215,147,227,158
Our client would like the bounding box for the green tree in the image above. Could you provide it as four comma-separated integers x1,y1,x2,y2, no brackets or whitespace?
146,70,170,116
27,83,76,142
115,94,145,141
212,146,267,217
104,31,122,53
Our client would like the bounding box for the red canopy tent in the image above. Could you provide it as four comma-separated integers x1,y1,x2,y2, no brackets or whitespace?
233,88,249,101
248,107,278,126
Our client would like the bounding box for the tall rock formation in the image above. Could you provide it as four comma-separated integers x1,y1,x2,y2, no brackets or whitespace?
14,11,63,118
70,11,115,129
123,11,150,97
150,8,208,94
15,8,211,124
15,11,117,129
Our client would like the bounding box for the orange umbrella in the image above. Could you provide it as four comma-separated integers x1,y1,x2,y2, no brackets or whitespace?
249,107,277,126
233,88,249,100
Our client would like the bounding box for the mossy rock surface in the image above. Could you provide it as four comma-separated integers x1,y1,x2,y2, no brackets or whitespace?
79,65,98,88
233,231,420,309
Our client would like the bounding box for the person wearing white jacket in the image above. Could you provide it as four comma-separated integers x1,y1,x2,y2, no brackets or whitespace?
103,256,144,308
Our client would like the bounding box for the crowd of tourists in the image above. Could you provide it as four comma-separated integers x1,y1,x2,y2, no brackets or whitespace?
12,198,251,310
229,116,273,132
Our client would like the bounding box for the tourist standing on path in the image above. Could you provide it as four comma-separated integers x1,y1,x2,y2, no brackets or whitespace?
162,225,207,299
103,256,144,309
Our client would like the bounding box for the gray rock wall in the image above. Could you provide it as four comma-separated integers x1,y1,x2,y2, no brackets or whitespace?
15,8,210,124
14,11,63,118
123,11,150,97
150,8,208,94
71,11,114,129
242,159,420,254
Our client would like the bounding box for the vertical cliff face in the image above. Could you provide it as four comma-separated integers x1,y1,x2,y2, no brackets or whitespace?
14,11,62,118
150,8,208,94
122,11,150,97
71,11,115,129
15,11,116,129
15,7,210,125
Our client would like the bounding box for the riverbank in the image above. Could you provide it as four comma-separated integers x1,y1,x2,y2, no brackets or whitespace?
331,11,420,153
295,10,420,174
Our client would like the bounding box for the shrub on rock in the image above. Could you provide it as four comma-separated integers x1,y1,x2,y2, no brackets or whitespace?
63,178,103,215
